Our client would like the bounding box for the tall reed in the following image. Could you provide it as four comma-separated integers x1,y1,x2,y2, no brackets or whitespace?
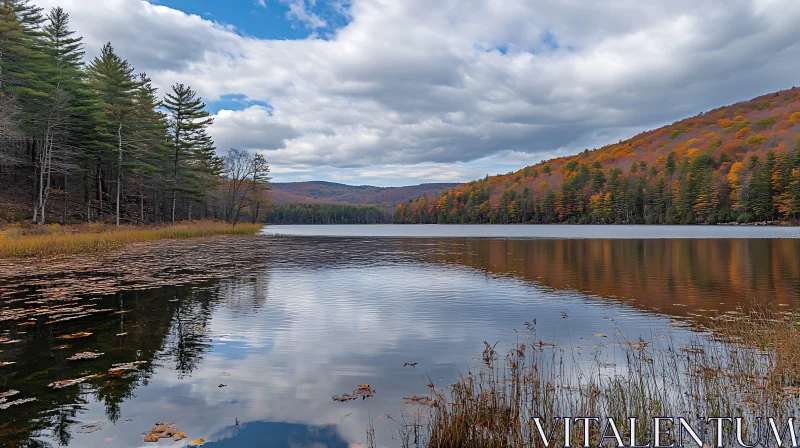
397,311,800,447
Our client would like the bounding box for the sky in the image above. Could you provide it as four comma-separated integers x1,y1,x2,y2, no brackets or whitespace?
32,0,800,187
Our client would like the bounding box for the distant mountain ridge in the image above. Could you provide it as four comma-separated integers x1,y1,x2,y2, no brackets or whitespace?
269,181,463,207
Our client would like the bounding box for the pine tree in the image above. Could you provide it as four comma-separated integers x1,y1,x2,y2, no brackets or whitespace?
163,83,216,222
87,42,136,226
37,6,86,223
128,73,169,222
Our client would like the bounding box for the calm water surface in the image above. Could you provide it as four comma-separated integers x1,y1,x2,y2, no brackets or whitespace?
1,225,799,447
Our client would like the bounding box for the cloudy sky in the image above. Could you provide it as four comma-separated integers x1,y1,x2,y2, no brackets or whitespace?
34,0,800,186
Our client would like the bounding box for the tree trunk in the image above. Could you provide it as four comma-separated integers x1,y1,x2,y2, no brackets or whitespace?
116,123,122,227
63,170,68,224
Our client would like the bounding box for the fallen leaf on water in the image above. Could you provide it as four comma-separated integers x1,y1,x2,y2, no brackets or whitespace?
0,390,19,399
0,362,16,367
0,397,36,409
332,394,357,402
49,377,89,389
143,423,186,442
108,361,147,376
116,332,128,337
78,420,106,434
218,384,227,388
18,321,36,326
593,334,608,338
58,332,92,340
188,439,206,446
353,384,375,399
52,344,71,350
403,395,439,407
104,437,115,442
68,352,104,361
403,362,418,368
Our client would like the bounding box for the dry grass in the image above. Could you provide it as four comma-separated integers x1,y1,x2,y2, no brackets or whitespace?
0,221,263,258
397,310,800,448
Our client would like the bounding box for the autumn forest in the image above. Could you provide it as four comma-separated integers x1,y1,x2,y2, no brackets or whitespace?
394,89,800,225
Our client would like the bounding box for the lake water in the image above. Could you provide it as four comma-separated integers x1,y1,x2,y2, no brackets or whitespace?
1,225,799,447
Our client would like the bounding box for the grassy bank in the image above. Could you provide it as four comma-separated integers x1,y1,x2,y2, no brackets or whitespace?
0,221,263,258
396,310,800,447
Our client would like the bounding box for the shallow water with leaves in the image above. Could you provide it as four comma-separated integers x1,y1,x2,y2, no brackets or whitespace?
1,226,799,447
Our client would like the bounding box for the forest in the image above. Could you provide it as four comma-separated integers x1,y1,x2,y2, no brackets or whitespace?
0,1,269,226
395,89,800,225
266,203,389,225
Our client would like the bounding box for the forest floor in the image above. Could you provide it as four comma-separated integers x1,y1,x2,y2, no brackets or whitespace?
0,221,263,258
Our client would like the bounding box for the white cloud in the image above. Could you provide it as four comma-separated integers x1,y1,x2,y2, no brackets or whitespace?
34,0,800,184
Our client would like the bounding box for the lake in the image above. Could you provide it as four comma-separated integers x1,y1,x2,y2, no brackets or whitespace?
1,225,799,447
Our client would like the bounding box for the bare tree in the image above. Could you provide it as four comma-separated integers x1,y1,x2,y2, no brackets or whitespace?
221,148,270,226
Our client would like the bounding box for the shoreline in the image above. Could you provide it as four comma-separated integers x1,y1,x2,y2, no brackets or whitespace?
0,221,263,259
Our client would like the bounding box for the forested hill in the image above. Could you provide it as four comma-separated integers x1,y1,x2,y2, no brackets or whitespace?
395,88,800,225
270,181,462,207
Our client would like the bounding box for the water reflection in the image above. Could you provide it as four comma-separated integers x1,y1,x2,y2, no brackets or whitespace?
204,422,349,448
405,238,800,316
1,234,799,447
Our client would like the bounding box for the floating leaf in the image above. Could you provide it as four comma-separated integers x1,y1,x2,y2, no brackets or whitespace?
188,439,206,446
0,390,19,399
58,332,92,340
403,395,439,407
68,352,104,361
593,333,608,338
0,362,16,367
144,423,187,443
0,397,35,409
48,377,88,389
353,384,375,399
108,361,146,375
78,420,106,434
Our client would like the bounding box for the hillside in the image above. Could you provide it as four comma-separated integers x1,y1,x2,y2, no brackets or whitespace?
395,88,800,225
269,181,462,207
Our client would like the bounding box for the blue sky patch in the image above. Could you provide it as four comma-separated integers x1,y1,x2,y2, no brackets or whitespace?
148,0,350,40
207,94,273,114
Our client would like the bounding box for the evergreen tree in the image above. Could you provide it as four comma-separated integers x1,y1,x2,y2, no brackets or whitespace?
163,83,216,221
87,42,136,226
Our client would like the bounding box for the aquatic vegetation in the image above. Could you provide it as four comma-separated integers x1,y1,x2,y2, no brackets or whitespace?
394,310,800,447
0,221,262,258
